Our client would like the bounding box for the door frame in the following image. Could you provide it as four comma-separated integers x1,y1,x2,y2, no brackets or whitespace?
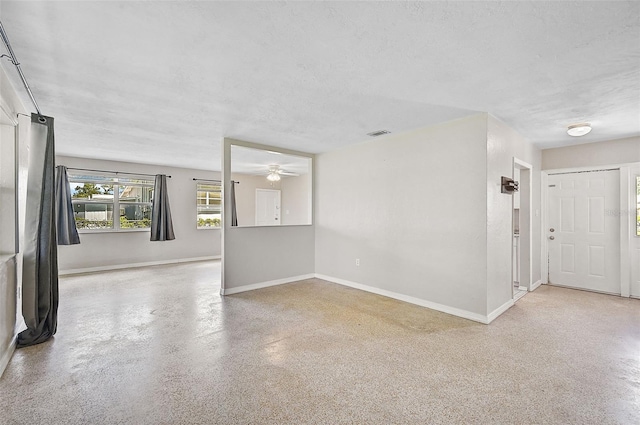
512,158,533,298
542,162,638,297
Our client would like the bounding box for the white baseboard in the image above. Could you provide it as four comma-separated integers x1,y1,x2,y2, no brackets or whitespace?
315,274,491,324
518,285,528,291
59,256,221,276
222,274,316,296
531,280,542,291
486,299,515,324
0,336,16,379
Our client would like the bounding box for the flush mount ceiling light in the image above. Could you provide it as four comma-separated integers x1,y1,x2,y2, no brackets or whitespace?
567,123,592,137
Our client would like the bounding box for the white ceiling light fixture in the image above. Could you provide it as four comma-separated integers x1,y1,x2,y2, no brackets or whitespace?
263,164,299,181
267,165,282,181
567,123,592,137
267,171,281,182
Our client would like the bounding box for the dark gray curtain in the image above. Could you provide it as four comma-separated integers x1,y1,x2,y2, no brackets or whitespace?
230,181,238,227
151,174,175,241
18,114,58,348
55,165,80,245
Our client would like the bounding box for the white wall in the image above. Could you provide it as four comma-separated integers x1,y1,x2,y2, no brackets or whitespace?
315,114,489,317
231,172,310,226
0,63,28,376
486,115,542,314
56,156,221,272
231,173,282,226
280,172,311,225
542,136,640,170
0,121,16,254
222,138,315,292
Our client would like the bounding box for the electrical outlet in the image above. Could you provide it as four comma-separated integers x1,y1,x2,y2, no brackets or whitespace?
355,258,360,266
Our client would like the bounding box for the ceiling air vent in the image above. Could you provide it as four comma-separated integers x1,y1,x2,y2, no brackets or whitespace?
367,130,391,137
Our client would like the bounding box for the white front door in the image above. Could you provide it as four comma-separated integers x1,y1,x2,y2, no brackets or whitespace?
255,189,281,226
548,170,620,294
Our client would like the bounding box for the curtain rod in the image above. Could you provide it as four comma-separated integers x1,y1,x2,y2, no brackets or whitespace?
65,167,171,179
0,20,42,115
193,178,221,183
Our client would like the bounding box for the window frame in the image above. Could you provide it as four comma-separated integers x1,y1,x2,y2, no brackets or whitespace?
196,182,222,229
69,172,154,233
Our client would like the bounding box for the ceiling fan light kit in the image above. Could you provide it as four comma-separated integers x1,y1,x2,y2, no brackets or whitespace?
263,164,299,181
267,172,281,182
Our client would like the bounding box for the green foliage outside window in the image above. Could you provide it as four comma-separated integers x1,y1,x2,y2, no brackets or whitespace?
120,216,151,229
73,183,112,199
75,218,113,229
198,217,221,228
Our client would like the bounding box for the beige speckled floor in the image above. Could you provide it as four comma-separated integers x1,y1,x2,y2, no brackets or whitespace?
1,260,639,424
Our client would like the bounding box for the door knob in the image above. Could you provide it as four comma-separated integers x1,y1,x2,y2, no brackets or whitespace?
549,228,555,232
549,236,555,240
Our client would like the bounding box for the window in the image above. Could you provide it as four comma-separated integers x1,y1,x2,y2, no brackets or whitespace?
197,183,221,228
69,172,154,231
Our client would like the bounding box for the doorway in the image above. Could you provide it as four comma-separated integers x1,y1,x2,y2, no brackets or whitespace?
255,189,281,226
512,158,532,301
547,169,620,294
632,170,640,298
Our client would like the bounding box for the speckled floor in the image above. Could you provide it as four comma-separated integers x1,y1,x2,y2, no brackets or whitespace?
1,260,639,424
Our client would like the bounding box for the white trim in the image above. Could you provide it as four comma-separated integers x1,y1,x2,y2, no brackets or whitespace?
315,274,493,324
518,285,528,291
531,280,542,291
486,298,515,323
513,157,534,292
77,228,150,234
59,256,220,275
513,290,527,302
541,171,549,284
620,166,631,297
545,163,640,175
222,274,315,295
0,336,16,378
513,158,533,170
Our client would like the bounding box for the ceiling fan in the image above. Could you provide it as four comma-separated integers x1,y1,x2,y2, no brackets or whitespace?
263,164,299,181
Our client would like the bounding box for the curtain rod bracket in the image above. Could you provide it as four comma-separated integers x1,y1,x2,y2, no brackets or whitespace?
0,54,16,64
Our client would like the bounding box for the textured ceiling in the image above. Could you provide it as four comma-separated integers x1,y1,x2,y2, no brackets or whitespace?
231,145,310,175
1,1,638,171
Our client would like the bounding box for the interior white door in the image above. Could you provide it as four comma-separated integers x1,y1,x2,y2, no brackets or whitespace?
548,170,620,294
631,172,640,298
255,189,281,226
